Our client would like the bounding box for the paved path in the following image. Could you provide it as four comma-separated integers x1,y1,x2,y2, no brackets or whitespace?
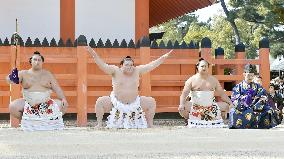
0,126,284,159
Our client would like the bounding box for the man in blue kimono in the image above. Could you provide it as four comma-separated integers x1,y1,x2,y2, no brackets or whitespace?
229,64,282,129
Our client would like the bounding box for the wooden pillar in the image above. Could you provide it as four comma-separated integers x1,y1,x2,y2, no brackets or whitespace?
259,38,270,90
235,43,246,84
60,0,75,42
139,37,151,96
76,35,88,126
10,45,21,127
215,47,225,88
200,37,212,74
135,0,149,43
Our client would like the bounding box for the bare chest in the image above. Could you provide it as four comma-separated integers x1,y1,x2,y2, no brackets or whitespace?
191,79,215,91
22,73,51,89
113,72,140,88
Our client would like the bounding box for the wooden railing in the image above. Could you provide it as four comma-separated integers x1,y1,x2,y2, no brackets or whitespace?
0,36,270,126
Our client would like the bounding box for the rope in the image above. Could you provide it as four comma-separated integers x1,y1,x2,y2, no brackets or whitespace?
14,18,18,68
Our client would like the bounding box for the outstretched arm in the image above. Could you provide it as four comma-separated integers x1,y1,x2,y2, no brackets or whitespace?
179,78,192,111
137,50,173,74
85,46,117,75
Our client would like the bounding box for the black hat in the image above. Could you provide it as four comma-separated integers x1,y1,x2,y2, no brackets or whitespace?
244,64,257,73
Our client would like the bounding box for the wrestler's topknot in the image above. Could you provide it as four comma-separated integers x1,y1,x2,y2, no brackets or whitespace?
29,51,45,64
120,56,134,65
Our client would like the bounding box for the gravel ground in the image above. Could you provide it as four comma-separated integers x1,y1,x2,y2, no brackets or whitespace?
0,119,188,128
0,119,284,159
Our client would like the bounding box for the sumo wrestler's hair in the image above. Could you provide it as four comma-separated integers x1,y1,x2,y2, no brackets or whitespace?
195,58,209,71
120,56,134,65
29,51,45,64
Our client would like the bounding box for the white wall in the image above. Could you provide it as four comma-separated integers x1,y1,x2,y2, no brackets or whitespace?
0,0,135,43
76,0,135,42
0,0,60,42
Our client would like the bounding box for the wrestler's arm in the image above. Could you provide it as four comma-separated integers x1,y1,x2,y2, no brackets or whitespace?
85,46,117,75
214,77,233,108
137,50,173,74
49,71,68,108
6,74,13,84
179,78,192,110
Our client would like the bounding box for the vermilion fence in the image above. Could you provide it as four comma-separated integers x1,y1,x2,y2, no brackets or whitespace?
0,36,270,126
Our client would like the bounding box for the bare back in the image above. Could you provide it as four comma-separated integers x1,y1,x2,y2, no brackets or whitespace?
112,67,140,104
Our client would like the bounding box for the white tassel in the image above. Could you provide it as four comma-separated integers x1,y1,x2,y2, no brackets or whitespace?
106,92,147,129
188,91,225,128
21,100,64,131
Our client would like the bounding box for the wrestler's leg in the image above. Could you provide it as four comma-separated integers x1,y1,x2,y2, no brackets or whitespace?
95,96,112,128
179,101,191,119
217,102,229,119
9,98,25,119
140,96,156,128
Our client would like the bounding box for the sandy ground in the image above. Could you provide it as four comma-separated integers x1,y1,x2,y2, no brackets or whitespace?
0,119,284,159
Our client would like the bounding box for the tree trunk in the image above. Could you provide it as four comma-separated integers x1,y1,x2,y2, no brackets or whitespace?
220,0,241,44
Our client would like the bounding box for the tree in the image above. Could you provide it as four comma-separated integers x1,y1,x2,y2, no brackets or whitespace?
228,0,284,57
153,0,284,58
220,0,241,44
151,14,206,43
183,15,263,59
229,0,284,26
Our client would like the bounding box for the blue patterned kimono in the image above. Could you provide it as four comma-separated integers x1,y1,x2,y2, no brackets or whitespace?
229,81,282,129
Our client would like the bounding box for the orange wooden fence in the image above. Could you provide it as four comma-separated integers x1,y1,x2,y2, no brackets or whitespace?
0,36,270,127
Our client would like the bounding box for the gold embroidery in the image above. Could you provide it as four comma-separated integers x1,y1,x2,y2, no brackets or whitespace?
236,119,243,127
264,119,270,126
245,113,252,121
